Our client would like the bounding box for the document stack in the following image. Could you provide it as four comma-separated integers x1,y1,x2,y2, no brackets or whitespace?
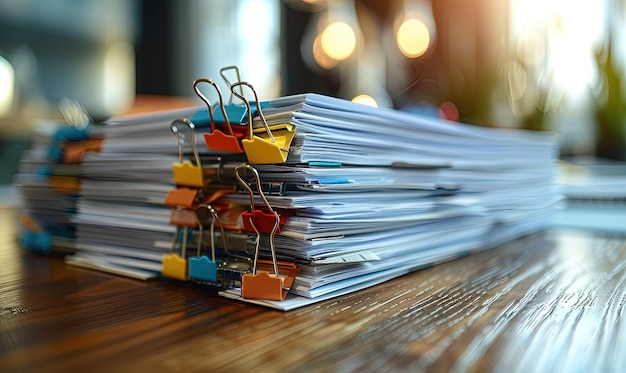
17,71,560,310
14,99,98,256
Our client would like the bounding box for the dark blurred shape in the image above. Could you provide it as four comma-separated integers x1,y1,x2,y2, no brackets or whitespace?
0,0,137,121
592,0,626,161
280,0,509,126
280,1,340,96
135,0,176,96
0,1,138,185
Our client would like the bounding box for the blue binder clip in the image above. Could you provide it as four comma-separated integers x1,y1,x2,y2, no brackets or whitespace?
47,98,91,162
20,231,52,255
216,65,249,126
188,204,226,283
216,65,270,127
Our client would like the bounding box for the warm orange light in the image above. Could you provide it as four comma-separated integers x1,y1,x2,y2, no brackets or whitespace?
321,21,356,60
396,18,430,58
313,33,339,69
352,94,378,107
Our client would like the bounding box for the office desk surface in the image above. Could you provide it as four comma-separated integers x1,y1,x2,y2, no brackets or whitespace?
1,206,625,372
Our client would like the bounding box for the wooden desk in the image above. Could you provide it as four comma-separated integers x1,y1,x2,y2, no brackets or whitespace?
1,205,625,372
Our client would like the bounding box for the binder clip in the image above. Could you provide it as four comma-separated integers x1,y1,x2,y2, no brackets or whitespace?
230,82,296,164
188,205,225,283
19,213,51,251
234,164,291,233
220,65,244,105
170,118,205,188
210,157,245,185
47,98,92,162
215,65,250,127
234,164,299,300
48,175,80,193
214,66,272,135
20,230,52,255
162,207,198,281
164,187,198,208
161,231,189,281
63,137,103,164
241,212,301,300
192,78,244,153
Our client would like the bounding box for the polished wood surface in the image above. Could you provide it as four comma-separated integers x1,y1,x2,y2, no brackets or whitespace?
1,205,625,372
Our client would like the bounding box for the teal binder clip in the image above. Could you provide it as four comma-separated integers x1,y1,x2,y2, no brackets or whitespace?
188,204,227,283
47,98,91,162
20,231,52,255
220,66,243,104
217,65,270,126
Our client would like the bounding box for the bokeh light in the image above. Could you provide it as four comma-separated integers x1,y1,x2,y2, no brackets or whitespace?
396,18,430,58
313,33,339,69
321,21,356,60
352,94,378,107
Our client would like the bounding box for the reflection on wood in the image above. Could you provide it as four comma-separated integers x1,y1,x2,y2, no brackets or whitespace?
1,206,625,372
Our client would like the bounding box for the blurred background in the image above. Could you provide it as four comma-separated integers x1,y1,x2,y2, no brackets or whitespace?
1,0,626,185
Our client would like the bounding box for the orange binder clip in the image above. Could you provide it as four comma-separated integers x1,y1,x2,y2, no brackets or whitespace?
169,207,198,228
164,187,198,208
48,175,80,193
256,259,300,293
234,164,299,300
230,82,296,164
170,118,204,188
241,210,285,300
239,215,300,300
193,78,244,153
63,137,103,164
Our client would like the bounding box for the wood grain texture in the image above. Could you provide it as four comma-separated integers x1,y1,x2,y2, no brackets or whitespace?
1,206,626,372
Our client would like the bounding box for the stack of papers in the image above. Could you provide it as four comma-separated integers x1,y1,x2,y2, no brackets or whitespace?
554,158,626,234
69,107,202,279
16,92,560,310
13,99,156,257
14,111,92,255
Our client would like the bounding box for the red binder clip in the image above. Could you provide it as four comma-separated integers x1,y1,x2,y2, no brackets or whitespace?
235,164,284,234
193,78,244,153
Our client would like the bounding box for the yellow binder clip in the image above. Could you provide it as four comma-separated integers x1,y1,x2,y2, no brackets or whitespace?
162,207,197,281
230,82,296,164
162,228,190,281
170,118,204,188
